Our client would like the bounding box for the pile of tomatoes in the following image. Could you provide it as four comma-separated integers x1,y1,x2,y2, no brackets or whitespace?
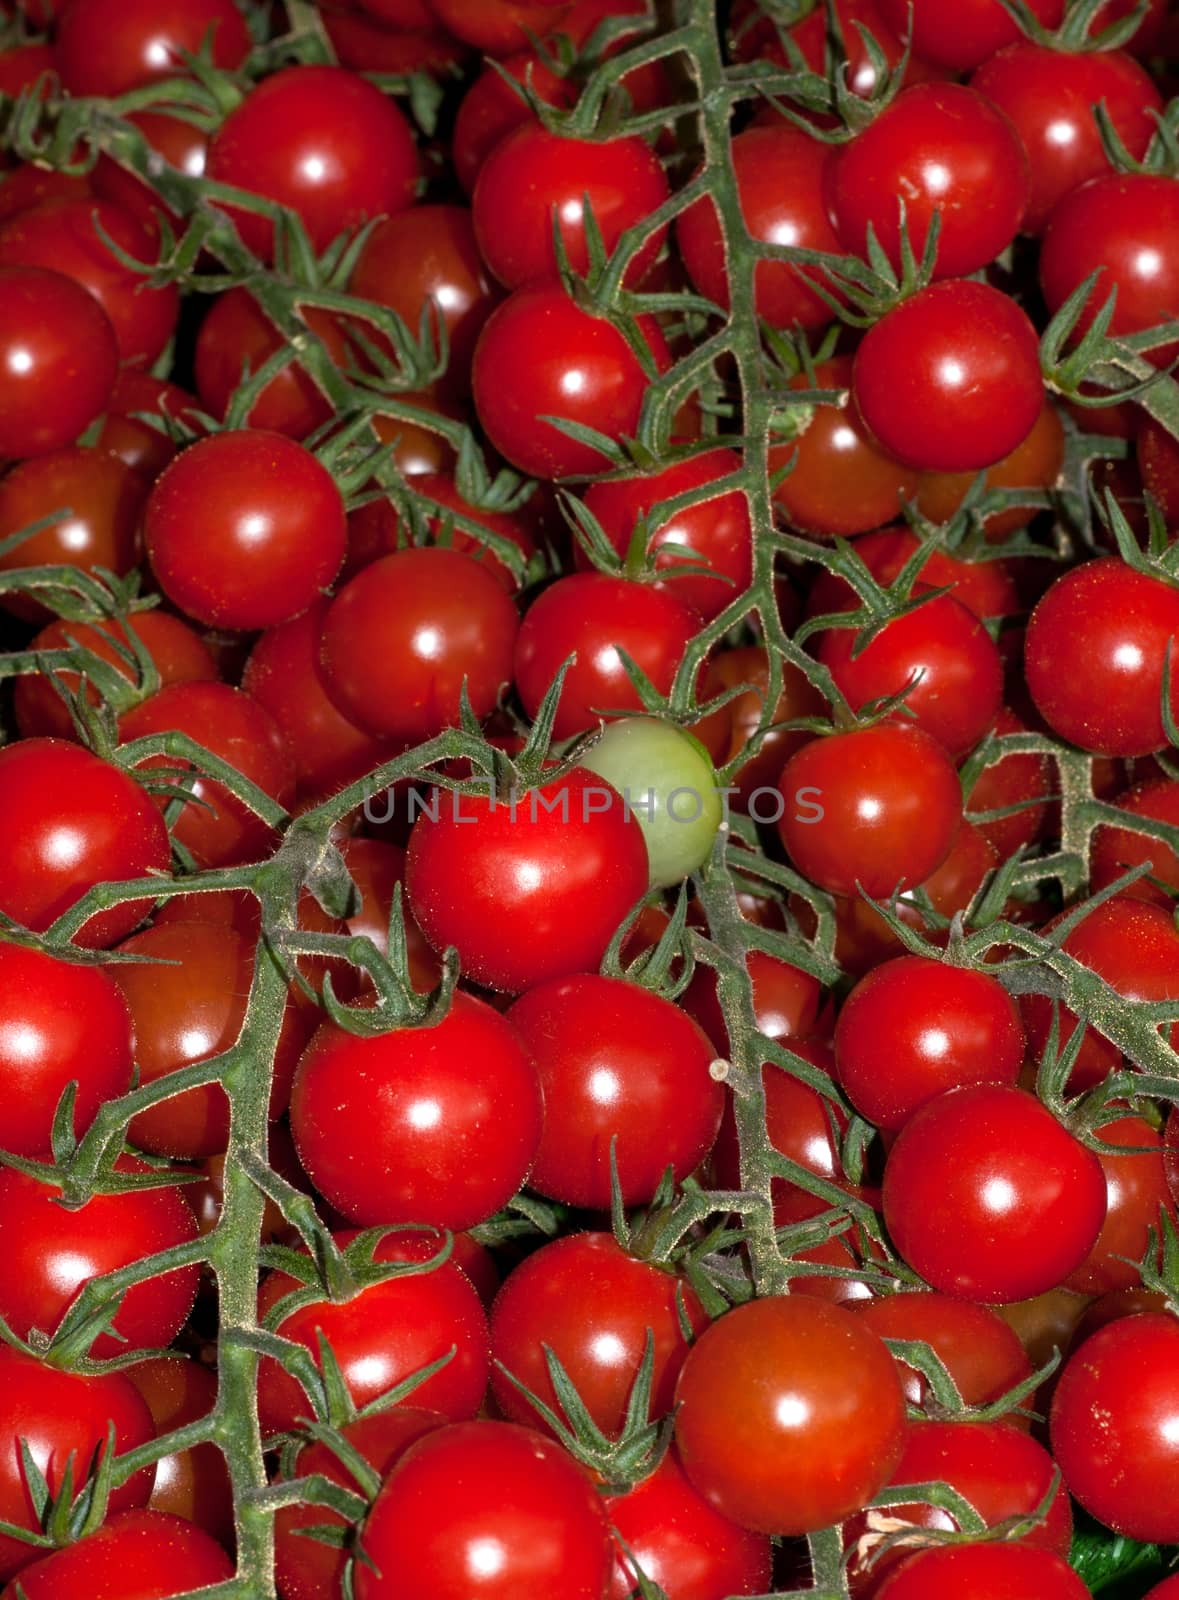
3,0,1179,1596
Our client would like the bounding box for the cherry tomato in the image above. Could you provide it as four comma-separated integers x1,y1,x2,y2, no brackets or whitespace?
53,0,250,96
850,1292,1033,1414
875,0,1064,71
125,1358,233,1550
425,0,573,55
684,949,822,1059
1065,1114,1176,1294
92,111,209,238
872,1543,1088,1600
1091,778,1179,905
96,369,198,480
0,1509,233,1598
452,51,576,196
805,525,1020,624
355,472,536,591
0,267,118,458
703,646,826,808
914,395,1066,539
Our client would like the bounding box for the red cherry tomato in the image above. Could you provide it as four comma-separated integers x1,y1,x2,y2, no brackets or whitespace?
125,1358,233,1550
0,267,118,458
873,1542,1088,1600
1065,1114,1176,1295
425,0,573,55
452,51,575,196
850,1292,1033,1414
52,0,250,96
875,0,1064,71
0,1509,233,1598
1091,779,1179,905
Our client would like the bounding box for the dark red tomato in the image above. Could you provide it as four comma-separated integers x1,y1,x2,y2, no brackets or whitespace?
1065,1115,1176,1295
806,525,1020,624
915,394,1066,541
349,205,498,401
0,1162,199,1358
193,287,351,438
362,472,537,591
0,941,133,1158
0,1349,155,1582
514,573,696,740
1051,1312,1179,1542
472,283,670,480
816,593,1003,759
145,430,347,631
608,1448,772,1600
850,1292,1033,1413
119,681,295,868
676,124,840,331
53,0,249,95
874,1542,1088,1600
242,599,394,801
1140,412,1179,526
827,84,1028,279
205,65,419,260
368,395,461,480
684,948,821,1055
406,765,649,993
1022,899,1179,1094
0,267,117,458
1092,779,1179,906
425,0,572,54
673,1296,906,1535
770,357,918,538
256,1228,490,1433
473,125,669,290
876,0,1064,71
489,1232,708,1436
506,973,723,1208
291,991,542,1230
0,165,92,227
92,110,209,237
0,42,54,96
1040,175,1179,366
113,919,311,1157
703,646,825,808
788,1232,877,1307
883,1085,1107,1303
835,956,1025,1133
0,197,180,367
126,1358,233,1550
966,706,1055,861
853,280,1043,474
322,0,471,74
0,739,169,949
710,1043,872,1225
972,44,1162,235
0,447,148,622
452,51,575,196
578,447,752,622
355,1420,612,1600
320,546,518,743
1,1509,233,1598
1145,1580,1179,1600
1025,558,1179,757
846,1420,1070,1594
776,721,962,899
275,1408,447,1600
97,369,198,481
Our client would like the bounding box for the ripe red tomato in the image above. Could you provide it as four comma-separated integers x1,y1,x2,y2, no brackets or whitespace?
96,369,198,480
834,955,1026,1132
472,283,670,479
52,0,250,96
850,1292,1033,1413
827,84,1029,279
206,65,419,259
0,739,170,948
883,1085,1108,1303
805,526,1020,624
0,267,118,458
0,1509,233,1598
1064,1114,1176,1294
290,990,542,1231
915,395,1066,540
91,110,209,238
193,288,351,437
683,948,822,1055
353,472,537,591
673,1296,906,1535
875,0,1064,71
354,1420,613,1599
966,705,1055,860
451,51,575,196
506,973,724,1208
776,721,963,898
1091,779,1179,904
125,1358,233,1549
405,765,649,993
872,1543,1088,1600
852,280,1043,473
426,0,572,54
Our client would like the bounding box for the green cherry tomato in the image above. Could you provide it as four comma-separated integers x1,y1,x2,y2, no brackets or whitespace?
580,716,724,888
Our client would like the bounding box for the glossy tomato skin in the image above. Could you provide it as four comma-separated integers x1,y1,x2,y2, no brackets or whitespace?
684,948,821,1055
816,593,1003,759
97,369,197,480
827,84,1029,279
0,1162,199,1358
776,721,962,898
514,573,697,741
915,395,1066,541
1051,1313,1179,1542
206,65,419,259
146,430,347,631
426,0,572,55
0,941,133,1158
834,956,1025,1132
0,1349,156,1582
358,471,537,591
289,992,542,1231
91,110,209,238
579,447,753,622
966,705,1055,860
1025,558,1179,757
674,1296,906,1535
405,765,649,993
0,1508,233,1598
1064,1115,1176,1295
472,283,669,479
473,124,669,289
850,1292,1033,1413
320,546,519,743
0,267,118,458
872,1542,1088,1600
0,197,180,367
256,1228,491,1434
0,739,170,949
1091,779,1179,905
705,646,826,807
805,526,1020,624
452,51,575,196
883,1085,1108,1303
676,124,840,331
853,280,1043,473
506,974,724,1208
53,0,250,96
490,1232,708,1437
972,44,1162,234
608,1448,772,1600
875,0,1064,71
126,1358,233,1549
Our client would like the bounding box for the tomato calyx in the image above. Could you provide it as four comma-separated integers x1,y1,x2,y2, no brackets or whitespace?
0,1413,129,1564
1005,0,1158,52
1041,267,1179,417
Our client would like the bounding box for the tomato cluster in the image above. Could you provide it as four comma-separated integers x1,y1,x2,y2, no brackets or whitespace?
2,0,1179,1597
